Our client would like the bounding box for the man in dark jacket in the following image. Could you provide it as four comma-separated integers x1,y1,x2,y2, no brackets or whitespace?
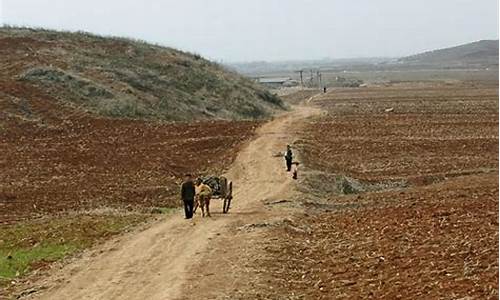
180,174,196,219
285,145,293,172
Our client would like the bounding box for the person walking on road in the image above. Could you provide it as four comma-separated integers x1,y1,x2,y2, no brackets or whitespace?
180,174,195,219
285,145,293,172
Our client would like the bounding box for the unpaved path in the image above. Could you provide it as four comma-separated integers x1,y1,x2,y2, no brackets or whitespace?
30,104,321,300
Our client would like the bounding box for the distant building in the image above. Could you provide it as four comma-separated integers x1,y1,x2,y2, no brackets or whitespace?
257,77,298,88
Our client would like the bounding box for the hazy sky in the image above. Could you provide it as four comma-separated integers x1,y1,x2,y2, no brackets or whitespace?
1,0,498,62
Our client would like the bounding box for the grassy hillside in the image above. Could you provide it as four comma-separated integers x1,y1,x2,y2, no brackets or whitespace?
0,27,284,121
399,40,499,68
0,27,282,296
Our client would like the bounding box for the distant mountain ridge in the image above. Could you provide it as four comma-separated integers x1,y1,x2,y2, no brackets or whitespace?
228,40,498,76
398,40,498,68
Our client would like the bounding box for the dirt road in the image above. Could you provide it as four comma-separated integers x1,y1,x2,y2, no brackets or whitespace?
30,104,320,300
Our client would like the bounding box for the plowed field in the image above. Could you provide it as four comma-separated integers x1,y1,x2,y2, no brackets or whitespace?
1,78,262,226
240,82,499,299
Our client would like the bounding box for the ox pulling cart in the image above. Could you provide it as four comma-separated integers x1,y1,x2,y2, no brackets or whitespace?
199,176,233,213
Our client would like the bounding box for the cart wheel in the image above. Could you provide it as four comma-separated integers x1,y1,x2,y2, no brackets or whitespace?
224,197,233,214
222,181,233,214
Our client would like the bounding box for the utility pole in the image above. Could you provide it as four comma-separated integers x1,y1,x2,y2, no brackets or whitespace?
296,70,304,87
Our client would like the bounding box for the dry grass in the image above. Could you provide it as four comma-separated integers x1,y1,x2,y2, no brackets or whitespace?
1,26,284,121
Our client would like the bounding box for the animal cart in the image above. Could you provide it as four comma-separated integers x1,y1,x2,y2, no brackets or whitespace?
199,176,233,213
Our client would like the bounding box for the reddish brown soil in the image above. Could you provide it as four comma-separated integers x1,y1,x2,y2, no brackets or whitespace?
0,31,267,297
302,83,498,183
262,174,498,299
0,79,260,224
238,82,498,299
